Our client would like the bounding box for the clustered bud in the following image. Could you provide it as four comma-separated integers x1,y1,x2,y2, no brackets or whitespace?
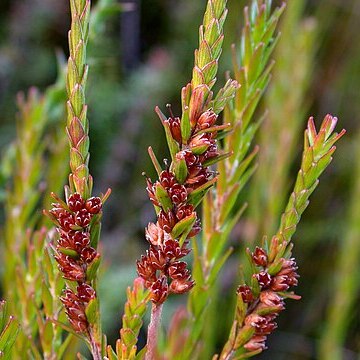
236,244,299,353
137,109,225,304
48,192,102,333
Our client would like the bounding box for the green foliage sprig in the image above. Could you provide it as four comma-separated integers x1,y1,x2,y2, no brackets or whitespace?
217,115,345,359
134,0,239,358
45,1,111,358
107,278,150,360
0,301,19,359
165,3,285,358
66,0,92,198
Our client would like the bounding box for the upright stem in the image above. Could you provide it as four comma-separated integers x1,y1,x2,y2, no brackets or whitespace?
89,329,102,360
145,303,163,360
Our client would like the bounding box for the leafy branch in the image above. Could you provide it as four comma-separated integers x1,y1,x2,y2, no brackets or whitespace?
217,115,345,359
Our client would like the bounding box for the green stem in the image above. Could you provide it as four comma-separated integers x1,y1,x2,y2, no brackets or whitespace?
66,0,92,198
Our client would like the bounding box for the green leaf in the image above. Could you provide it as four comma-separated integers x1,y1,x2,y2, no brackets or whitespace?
85,298,99,325
106,345,118,360
90,219,101,249
187,177,217,208
171,213,196,239
234,326,255,350
180,107,191,144
70,84,85,116
235,293,247,325
41,281,54,316
155,106,180,160
155,182,173,212
85,254,101,281
135,346,147,360
0,315,20,358
42,320,54,354
58,247,79,258
148,146,162,176
171,156,188,184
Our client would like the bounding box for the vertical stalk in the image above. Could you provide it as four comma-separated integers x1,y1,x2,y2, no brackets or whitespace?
89,329,102,360
66,0,92,198
45,0,109,357
145,304,163,360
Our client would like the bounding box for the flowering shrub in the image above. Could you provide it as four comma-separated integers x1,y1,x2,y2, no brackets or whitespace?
0,0,346,359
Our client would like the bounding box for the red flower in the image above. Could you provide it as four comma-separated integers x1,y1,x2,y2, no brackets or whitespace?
68,193,85,212
252,247,268,267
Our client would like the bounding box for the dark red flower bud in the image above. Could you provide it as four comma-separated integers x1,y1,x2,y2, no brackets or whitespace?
159,170,177,190
67,312,88,332
136,255,157,287
72,231,91,252
85,197,102,214
167,117,182,143
150,276,168,304
237,285,254,303
145,222,166,246
146,178,160,207
74,209,92,228
77,283,96,303
189,133,213,154
196,110,217,130
147,247,167,270
270,275,290,292
163,239,190,259
68,193,85,212
168,261,191,280
54,210,75,232
255,271,272,289
259,291,284,311
244,335,267,352
80,246,97,263
200,144,219,161
279,269,299,285
252,247,268,267
60,289,88,332
60,288,79,307
55,252,85,282
169,278,195,294
168,183,187,205
186,167,210,187
178,150,199,167
175,204,194,220
281,258,298,271
158,210,176,233
58,230,76,250
245,314,277,335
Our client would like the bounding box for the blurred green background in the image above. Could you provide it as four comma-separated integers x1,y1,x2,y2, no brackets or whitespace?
0,0,359,359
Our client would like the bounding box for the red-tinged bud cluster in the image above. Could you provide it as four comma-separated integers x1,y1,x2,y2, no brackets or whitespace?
244,313,277,335
166,116,182,144
252,246,268,267
137,229,194,304
48,192,103,333
243,335,267,352
138,108,227,304
237,246,300,354
197,110,217,130
60,284,96,333
237,285,254,303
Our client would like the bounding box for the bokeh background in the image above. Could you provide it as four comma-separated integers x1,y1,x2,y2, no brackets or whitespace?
0,0,359,359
